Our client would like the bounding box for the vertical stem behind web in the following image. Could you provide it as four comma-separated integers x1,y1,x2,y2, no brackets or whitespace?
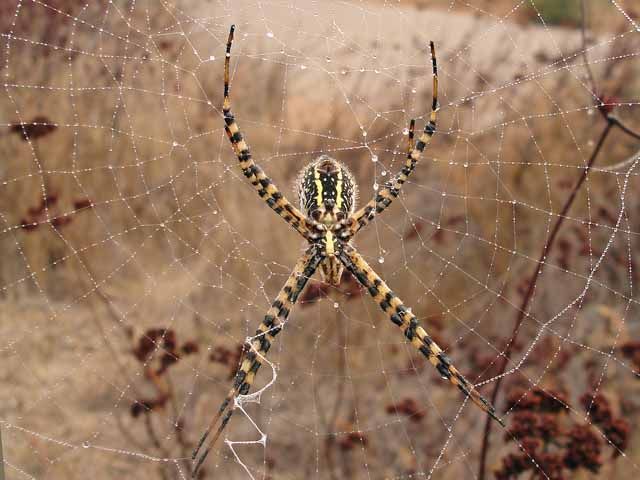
477,121,614,480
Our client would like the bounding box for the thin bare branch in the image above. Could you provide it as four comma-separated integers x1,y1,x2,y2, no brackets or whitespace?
477,120,615,480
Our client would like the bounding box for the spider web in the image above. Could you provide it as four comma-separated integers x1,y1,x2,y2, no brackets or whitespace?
1,0,640,479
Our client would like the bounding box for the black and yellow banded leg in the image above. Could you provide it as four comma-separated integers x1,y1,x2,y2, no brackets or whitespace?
192,245,325,477
222,25,312,241
348,42,438,238
337,245,505,427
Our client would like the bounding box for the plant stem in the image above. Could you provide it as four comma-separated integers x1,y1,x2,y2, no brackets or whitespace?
477,120,614,480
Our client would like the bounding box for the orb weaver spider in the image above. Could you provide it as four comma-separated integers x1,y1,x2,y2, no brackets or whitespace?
192,25,504,477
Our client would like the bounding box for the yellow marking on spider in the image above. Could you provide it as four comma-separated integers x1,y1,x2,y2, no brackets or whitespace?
314,165,323,206
416,326,427,340
336,168,343,210
228,122,239,134
237,140,248,151
325,230,335,256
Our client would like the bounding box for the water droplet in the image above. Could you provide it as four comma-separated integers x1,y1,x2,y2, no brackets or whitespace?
333,302,339,309
373,183,379,191
209,55,215,61
371,155,378,163
82,441,90,449
362,131,367,137
300,64,307,70
381,170,387,176
266,32,274,38
378,257,385,264
402,128,409,135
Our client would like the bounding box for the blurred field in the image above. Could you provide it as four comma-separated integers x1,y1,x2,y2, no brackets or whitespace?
1,1,639,479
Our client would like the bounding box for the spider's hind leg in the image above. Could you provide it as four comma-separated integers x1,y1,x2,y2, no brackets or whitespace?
191,245,325,477
337,244,505,427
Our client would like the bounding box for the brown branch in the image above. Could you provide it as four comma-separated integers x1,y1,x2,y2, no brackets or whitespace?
608,114,640,141
479,6,640,476
477,120,614,480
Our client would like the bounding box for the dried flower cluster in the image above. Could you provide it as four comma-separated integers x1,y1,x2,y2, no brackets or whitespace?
19,193,93,233
385,397,425,423
130,328,199,418
209,343,244,379
620,340,640,370
495,388,630,479
336,430,368,451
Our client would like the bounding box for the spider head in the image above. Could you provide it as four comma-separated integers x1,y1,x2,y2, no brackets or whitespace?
296,155,357,226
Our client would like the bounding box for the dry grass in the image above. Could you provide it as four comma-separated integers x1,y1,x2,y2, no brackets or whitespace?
1,1,639,479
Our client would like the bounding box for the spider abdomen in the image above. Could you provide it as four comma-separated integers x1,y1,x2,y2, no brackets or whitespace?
296,155,357,225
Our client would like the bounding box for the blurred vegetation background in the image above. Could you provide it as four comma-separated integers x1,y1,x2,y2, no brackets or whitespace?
1,0,639,479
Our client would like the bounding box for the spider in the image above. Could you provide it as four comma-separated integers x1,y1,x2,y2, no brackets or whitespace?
192,25,504,477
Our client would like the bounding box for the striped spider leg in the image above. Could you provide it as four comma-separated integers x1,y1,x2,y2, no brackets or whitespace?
337,244,505,426
194,26,502,477
338,41,438,241
192,245,325,477
223,25,314,242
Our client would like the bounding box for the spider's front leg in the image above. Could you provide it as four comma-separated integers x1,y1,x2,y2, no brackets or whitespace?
222,25,312,241
343,41,438,239
337,243,505,426
192,244,325,477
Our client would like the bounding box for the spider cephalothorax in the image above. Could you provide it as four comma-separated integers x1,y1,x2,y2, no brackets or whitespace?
192,25,503,478
296,155,357,284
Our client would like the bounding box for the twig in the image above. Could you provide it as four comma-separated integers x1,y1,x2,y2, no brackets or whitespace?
478,6,640,476
607,114,640,141
477,120,614,480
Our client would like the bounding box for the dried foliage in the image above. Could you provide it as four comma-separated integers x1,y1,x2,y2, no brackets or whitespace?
495,388,629,479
